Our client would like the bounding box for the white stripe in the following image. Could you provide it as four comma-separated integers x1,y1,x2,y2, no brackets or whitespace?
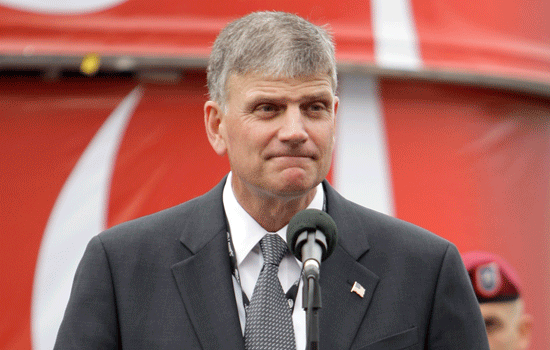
334,74,394,216
372,0,421,70
31,86,143,350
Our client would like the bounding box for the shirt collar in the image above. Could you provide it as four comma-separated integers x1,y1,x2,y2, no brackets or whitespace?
223,172,325,266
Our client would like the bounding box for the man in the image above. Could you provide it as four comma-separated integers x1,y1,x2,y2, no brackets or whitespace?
55,11,489,349
462,251,533,350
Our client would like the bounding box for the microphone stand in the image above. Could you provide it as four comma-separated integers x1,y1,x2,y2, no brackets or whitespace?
302,233,323,350
287,209,338,350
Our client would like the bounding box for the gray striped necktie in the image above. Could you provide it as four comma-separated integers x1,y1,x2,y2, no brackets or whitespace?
244,233,297,350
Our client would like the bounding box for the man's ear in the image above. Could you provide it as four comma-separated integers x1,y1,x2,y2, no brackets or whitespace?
332,96,339,145
204,101,227,156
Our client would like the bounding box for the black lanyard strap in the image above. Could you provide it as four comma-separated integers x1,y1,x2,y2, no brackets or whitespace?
227,230,300,312
226,188,326,312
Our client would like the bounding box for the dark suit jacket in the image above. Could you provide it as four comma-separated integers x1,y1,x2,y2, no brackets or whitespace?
55,177,489,349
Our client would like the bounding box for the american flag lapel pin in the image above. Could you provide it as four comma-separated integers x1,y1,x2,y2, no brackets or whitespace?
351,281,365,298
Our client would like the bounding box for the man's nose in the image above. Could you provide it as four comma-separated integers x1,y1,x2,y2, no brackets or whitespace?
278,106,308,143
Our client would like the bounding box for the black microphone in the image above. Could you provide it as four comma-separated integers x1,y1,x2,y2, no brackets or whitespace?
286,209,338,279
287,209,337,349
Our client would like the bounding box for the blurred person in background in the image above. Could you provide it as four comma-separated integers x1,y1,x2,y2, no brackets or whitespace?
462,251,533,350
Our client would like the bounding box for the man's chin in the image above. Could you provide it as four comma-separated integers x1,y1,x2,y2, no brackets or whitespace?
269,178,318,198
271,168,325,193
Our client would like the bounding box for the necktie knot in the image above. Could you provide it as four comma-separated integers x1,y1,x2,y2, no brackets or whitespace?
260,233,287,267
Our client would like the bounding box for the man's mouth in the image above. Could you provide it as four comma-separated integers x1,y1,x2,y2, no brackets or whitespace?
268,152,316,160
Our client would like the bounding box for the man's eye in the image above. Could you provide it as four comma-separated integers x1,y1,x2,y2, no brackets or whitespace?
259,104,276,112
254,104,280,117
256,103,277,112
305,102,329,116
310,103,326,111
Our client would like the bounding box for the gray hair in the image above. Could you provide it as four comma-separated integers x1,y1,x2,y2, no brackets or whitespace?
207,11,337,107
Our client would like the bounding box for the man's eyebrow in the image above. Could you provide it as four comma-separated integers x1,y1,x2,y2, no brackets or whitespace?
243,97,281,110
243,91,334,109
300,93,333,102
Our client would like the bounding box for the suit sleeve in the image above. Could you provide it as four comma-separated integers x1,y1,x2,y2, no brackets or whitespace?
54,235,120,349
428,243,489,349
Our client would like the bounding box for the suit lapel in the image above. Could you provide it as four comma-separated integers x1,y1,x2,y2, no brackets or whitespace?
319,181,380,350
168,178,379,350
319,247,379,350
171,177,245,350
171,231,244,350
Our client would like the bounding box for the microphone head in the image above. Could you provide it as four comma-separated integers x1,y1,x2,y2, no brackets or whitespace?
286,209,338,261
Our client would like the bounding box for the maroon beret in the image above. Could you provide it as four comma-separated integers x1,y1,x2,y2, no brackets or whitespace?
462,251,521,303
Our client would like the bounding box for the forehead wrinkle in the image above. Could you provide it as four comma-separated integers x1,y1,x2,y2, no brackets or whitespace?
245,92,333,105
231,72,333,97
242,82,334,105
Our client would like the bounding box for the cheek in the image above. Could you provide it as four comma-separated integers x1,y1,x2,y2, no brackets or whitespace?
251,123,280,150
313,124,336,153
223,122,246,150
224,123,265,159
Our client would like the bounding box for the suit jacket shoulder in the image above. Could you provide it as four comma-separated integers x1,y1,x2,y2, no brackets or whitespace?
321,180,489,350
98,177,228,255
55,177,245,350
323,180,450,261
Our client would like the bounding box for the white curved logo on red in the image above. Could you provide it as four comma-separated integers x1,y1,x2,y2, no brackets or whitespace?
0,0,128,14
31,86,143,350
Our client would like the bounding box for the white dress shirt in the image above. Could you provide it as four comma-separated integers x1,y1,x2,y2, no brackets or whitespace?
223,172,325,350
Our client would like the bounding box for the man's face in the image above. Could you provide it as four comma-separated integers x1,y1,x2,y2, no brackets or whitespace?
206,73,338,201
480,300,532,350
